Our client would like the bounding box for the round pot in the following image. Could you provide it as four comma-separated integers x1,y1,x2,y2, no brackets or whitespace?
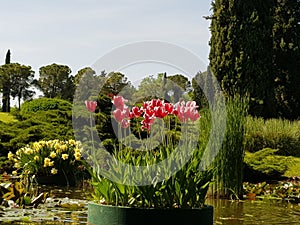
88,202,213,225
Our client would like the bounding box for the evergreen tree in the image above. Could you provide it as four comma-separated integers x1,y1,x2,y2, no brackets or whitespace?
2,50,11,112
273,0,300,119
37,63,75,101
209,0,276,118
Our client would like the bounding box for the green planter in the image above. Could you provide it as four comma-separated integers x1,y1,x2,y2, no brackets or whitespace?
88,202,213,225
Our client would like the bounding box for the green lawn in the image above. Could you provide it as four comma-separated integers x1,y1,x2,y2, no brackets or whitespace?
0,112,17,123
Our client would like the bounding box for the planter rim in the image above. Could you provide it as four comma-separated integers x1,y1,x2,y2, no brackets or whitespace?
88,201,213,210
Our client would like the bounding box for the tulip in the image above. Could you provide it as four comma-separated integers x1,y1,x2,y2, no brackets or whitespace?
113,95,127,110
85,100,97,113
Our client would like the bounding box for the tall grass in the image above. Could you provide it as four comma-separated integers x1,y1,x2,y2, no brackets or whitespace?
244,117,300,156
212,96,248,198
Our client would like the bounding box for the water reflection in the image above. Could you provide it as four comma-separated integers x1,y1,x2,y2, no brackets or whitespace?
206,198,300,225
1,184,300,225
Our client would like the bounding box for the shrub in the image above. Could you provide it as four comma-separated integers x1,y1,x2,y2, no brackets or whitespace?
244,148,293,182
20,98,72,114
244,117,300,156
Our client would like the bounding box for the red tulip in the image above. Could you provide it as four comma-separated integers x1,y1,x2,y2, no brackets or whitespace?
132,106,143,118
154,106,168,118
164,103,174,114
85,100,97,113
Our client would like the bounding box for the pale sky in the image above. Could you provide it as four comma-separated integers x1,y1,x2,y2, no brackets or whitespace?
0,0,212,83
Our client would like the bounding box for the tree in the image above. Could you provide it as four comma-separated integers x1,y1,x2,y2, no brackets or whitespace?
273,0,300,119
10,63,35,109
100,72,135,100
1,50,11,112
209,0,276,118
165,74,191,102
37,63,75,101
0,63,35,110
133,74,164,101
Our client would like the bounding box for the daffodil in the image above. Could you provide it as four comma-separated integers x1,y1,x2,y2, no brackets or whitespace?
74,152,81,161
49,161,54,167
7,151,14,160
44,157,51,167
50,151,56,158
60,144,67,152
51,168,58,174
69,139,76,146
62,154,69,160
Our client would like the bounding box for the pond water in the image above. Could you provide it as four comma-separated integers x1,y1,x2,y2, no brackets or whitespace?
1,186,300,224
207,198,300,225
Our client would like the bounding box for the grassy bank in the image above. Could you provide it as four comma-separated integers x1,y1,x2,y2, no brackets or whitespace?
0,112,17,123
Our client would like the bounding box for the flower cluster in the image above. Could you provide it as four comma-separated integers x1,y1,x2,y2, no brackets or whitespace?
8,139,83,177
112,95,200,131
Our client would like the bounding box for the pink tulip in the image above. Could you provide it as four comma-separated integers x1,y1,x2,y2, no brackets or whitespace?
85,100,97,113
113,109,125,122
113,95,127,110
121,119,130,128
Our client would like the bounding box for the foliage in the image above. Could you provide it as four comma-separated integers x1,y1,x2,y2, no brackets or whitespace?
8,63,36,109
37,63,75,101
0,112,17,123
90,147,213,209
88,96,213,209
20,98,72,114
243,179,300,202
209,0,300,119
273,0,300,120
165,74,191,103
1,50,11,112
7,139,83,179
0,101,73,157
244,117,300,157
213,95,248,198
244,148,292,180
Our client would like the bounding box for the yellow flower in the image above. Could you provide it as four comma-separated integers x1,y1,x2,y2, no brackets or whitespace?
54,142,60,150
74,152,81,161
68,139,76,146
61,154,69,160
12,171,18,175
24,147,33,155
14,162,20,169
44,157,51,167
34,155,39,161
49,161,54,167
51,168,58,174
7,151,14,160
60,144,67,152
74,148,81,153
50,151,56,158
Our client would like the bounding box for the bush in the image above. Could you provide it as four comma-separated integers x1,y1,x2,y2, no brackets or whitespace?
20,98,72,114
244,117,300,157
244,148,293,182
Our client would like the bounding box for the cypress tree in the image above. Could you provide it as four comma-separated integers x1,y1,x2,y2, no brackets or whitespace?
273,0,300,119
2,50,11,112
209,0,276,118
